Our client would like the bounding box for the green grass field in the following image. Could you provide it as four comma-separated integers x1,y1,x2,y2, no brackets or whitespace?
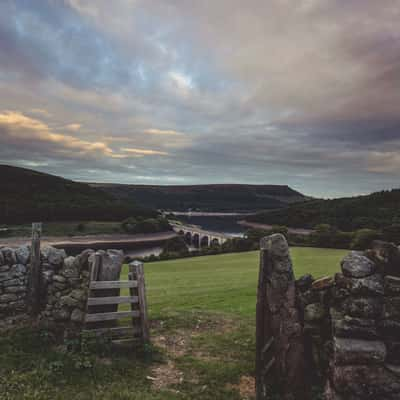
121,247,346,317
1,247,347,400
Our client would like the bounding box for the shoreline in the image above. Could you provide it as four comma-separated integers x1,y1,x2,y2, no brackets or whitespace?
238,220,313,236
0,231,177,253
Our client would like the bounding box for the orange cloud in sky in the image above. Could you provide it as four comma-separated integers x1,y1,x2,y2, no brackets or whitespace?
144,128,184,136
65,123,82,131
0,111,175,161
121,147,168,156
0,110,114,157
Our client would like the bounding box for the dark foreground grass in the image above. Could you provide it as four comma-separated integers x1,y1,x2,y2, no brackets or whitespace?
0,247,347,400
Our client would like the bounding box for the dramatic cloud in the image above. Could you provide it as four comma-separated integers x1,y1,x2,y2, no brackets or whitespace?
0,0,399,197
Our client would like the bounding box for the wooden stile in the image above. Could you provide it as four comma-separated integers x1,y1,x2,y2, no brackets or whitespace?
83,254,150,346
89,280,138,289
87,296,139,306
85,310,140,323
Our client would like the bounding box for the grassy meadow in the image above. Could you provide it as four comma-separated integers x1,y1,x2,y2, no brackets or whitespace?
121,247,346,317
1,247,347,400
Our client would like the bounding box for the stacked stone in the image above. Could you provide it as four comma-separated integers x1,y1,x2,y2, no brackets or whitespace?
383,274,400,379
326,250,400,399
370,242,400,390
40,247,92,330
296,274,334,380
0,245,30,329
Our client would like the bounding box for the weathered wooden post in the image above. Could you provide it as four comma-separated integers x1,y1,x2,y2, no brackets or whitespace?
129,261,150,344
28,222,42,316
256,234,308,400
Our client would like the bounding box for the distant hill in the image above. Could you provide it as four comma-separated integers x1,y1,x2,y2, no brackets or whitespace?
247,189,400,230
0,165,156,224
91,183,307,212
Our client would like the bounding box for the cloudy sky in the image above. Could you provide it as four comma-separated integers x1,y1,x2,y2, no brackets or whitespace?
0,0,399,197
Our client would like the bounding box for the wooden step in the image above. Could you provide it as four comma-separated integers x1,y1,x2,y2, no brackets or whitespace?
90,280,138,289
87,296,139,306
85,310,140,323
82,326,141,338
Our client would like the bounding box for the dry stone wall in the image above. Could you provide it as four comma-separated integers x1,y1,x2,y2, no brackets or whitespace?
0,246,31,329
295,241,400,400
0,244,125,336
39,247,92,333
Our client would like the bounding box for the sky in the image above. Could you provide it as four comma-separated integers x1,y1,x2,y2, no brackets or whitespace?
0,0,399,198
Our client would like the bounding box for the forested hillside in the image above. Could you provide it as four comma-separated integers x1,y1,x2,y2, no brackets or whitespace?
247,189,400,230
0,165,156,224
92,183,307,211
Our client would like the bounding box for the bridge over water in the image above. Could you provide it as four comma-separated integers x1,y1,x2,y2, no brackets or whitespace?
170,222,231,248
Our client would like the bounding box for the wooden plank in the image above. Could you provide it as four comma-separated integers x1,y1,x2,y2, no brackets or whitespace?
262,357,276,377
130,261,150,343
85,310,140,323
82,326,141,338
87,296,139,306
28,222,42,316
90,280,138,289
262,337,274,356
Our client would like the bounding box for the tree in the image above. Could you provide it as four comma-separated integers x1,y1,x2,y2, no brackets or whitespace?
162,236,188,254
351,229,381,250
245,228,270,244
382,224,400,245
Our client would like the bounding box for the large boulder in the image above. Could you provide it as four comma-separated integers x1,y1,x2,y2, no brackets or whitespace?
1,248,17,266
333,338,386,365
342,297,382,319
60,256,80,280
296,274,314,292
70,308,84,323
41,246,66,267
15,245,30,265
385,276,400,296
75,249,94,270
331,364,400,399
341,252,376,278
332,316,378,340
304,302,326,321
383,297,400,320
336,273,384,296
52,307,71,321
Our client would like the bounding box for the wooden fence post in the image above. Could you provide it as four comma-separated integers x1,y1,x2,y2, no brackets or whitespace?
129,261,150,344
29,222,42,316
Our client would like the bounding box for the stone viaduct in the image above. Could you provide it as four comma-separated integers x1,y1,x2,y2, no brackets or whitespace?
170,222,230,248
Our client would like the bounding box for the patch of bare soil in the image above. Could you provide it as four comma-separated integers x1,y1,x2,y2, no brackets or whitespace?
152,331,188,357
226,376,256,400
148,361,183,392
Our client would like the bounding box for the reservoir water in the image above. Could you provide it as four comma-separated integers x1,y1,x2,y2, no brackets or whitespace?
171,213,248,236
